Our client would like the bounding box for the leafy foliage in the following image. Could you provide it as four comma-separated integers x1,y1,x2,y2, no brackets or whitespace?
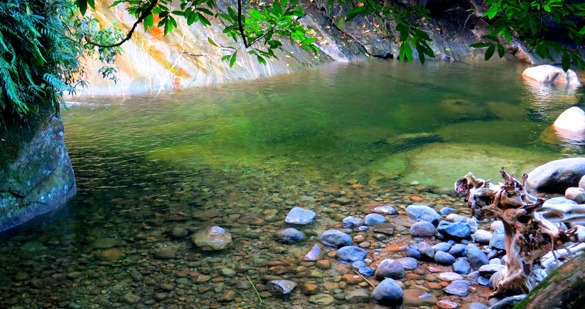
472,0,585,70
0,0,124,118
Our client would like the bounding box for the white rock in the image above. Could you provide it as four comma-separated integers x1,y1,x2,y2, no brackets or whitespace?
522,65,581,87
554,107,585,133
565,187,585,203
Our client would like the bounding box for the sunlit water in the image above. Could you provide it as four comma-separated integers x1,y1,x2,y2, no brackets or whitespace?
1,60,584,308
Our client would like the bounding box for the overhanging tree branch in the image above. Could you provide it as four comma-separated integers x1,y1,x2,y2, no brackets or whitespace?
86,0,159,48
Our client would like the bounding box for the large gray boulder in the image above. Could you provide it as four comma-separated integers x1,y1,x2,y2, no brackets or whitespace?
527,158,585,193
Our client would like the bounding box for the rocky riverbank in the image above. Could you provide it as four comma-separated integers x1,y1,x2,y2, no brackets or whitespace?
0,161,538,308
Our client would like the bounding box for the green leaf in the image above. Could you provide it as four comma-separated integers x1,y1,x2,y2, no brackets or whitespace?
143,14,154,31
257,55,267,65
77,0,88,15
229,52,237,67
87,0,95,9
486,6,498,19
497,43,505,57
562,51,571,71
207,37,218,47
485,45,496,60
346,6,370,21
470,42,492,48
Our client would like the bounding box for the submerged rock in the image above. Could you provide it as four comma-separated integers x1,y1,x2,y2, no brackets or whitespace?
337,246,367,263
276,228,305,244
410,221,436,237
270,280,297,295
192,226,232,251
320,229,352,248
372,278,403,306
375,259,405,279
364,213,386,226
406,204,441,224
342,216,364,229
304,244,324,261
285,206,316,225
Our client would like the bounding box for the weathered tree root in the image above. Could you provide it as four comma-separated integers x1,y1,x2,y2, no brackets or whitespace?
455,168,585,298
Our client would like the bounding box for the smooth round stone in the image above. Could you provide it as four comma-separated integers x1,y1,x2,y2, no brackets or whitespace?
410,221,436,237
342,216,364,229
466,244,489,270
435,251,456,265
437,221,471,240
171,227,189,239
440,207,456,216
417,242,435,260
444,280,470,296
565,187,585,203
453,257,471,275
396,257,418,270
402,289,437,306
320,230,352,248
489,228,506,250
285,207,316,225
438,272,464,281
270,280,297,295
276,228,305,244
304,244,324,261
352,261,375,276
437,299,459,309
433,242,452,252
337,246,367,263
345,288,371,303
375,259,405,279
372,278,403,306
153,247,177,260
365,213,387,226
192,226,232,251
449,243,467,257
479,264,506,278
123,292,141,304
473,230,492,245
406,204,441,224
405,245,423,259
373,205,397,215
490,258,501,265
308,294,335,305
527,158,585,193
490,220,504,231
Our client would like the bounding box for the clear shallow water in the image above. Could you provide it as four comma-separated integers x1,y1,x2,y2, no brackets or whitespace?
1,60,584,308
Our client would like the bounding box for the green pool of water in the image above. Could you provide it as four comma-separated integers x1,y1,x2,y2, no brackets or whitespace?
1,59,583,308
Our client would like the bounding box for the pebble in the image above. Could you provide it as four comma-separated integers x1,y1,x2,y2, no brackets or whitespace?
315,259,331,270
466,244,489,270
153,247,177,259
406,204,441,224
320,230,352,248
219,290,236,302
434,251,456,265
364,213,386,226
375,259,405,279
396,257,419,270
372,205,397,215
417,242,435,260
461,303,489,309
171,226,189,239
304,244,324,261
372,278,403,306
438,272,464,281
285,207,316,225
123,292,141,304
192,226,232,251
345,288,371,303
437,299,459,308
437,221,471,240
300,283,320,295
449,243,467,257
270,280,297,295
489,228,506,250
308,294,335,305
453,257,471,275
410,221,436,237
444,280,470,297
342,216,364,229
276,228,305,244
337,246,367,263
352,260,375,276
433,242,452,252
473,230,492,245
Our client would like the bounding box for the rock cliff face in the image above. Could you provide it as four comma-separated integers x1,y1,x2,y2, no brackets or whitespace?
0,115,76,233
72,0,516,97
